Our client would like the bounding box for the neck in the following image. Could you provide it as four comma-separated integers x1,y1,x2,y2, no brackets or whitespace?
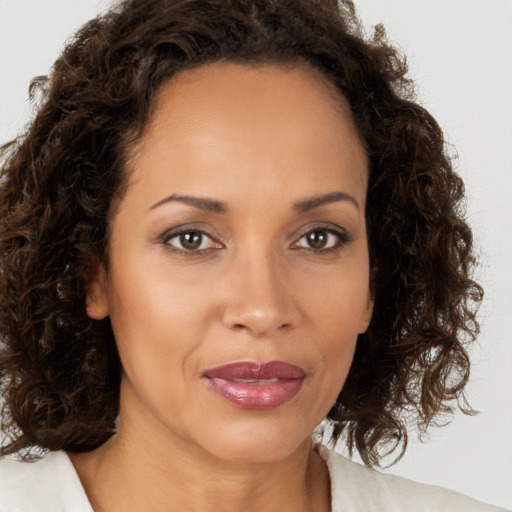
69,416,330,512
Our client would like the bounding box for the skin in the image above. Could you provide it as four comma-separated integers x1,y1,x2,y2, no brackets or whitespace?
73,62,373,512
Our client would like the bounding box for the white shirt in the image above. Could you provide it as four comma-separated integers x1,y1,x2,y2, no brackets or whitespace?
0,447,507,511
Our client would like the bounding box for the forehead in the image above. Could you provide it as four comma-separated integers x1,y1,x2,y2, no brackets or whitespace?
152,61,354,121
146,61,363,147
125,61,368,205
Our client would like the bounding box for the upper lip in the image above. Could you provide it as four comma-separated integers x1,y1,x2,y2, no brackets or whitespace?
203,361,306,380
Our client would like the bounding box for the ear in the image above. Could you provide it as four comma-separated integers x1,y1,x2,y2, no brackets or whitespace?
359,276,375,334
85,259,110,320
358,265,377,333
358,292,374,334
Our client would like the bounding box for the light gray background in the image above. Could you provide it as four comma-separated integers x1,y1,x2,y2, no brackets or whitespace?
1,1,510,509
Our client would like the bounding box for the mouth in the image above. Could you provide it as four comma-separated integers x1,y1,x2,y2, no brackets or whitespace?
202,361,306,410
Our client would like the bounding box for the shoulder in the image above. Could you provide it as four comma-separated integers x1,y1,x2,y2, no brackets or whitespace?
318,446,508,512
0,451,92,512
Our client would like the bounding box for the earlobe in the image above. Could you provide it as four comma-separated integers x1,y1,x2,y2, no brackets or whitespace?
85,261,110,320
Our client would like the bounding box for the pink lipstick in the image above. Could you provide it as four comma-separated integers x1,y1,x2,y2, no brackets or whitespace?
203,361,305,409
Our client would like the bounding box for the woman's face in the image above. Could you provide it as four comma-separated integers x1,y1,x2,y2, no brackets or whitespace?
88,62,372,463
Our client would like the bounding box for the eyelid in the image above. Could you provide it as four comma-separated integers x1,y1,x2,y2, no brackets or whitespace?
290,223,351,251
157,221,351,256
158,225,224,255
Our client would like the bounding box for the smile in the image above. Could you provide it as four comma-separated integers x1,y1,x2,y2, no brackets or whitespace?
203,361,306,409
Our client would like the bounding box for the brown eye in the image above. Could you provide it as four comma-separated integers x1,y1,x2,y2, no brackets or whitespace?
305,230,329,249
180,231,203,250
167,230,215,251
294,228,346,251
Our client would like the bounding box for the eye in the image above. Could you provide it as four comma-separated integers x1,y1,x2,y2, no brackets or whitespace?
164,230,218,252
293,227,347,251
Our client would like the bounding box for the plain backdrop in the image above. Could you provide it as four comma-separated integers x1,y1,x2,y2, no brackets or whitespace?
1,1,511,509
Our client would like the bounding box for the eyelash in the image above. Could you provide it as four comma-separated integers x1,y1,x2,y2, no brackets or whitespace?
292,226,351,254
160,228,222,257
159,224,351,257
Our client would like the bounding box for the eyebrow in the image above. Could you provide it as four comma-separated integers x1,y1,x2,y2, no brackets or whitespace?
149,190,359,214
293,191,360,212
149,194,229,214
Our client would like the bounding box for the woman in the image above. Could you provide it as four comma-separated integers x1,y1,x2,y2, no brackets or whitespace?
0,0,506,510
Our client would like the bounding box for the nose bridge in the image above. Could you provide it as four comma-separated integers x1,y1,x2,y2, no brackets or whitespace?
222,240,298,337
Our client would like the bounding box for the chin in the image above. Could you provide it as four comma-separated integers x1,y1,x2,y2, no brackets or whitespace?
197,417,315,465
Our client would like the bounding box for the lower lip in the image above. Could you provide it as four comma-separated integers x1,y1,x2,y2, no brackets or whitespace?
205,377,304,409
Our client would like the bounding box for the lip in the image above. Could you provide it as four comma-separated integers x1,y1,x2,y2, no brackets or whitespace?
203,361,306,410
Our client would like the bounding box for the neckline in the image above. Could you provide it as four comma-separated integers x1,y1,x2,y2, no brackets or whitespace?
62,445,338,512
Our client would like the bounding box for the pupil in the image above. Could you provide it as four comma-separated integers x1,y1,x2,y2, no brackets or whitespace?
180,231,202,250
308,230,327,249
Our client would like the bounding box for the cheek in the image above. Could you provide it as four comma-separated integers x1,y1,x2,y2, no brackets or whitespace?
313,309,359,388
108,277,212,436
298,261,370,395
109,254,215,332
106,263,213,387
300,263,370,334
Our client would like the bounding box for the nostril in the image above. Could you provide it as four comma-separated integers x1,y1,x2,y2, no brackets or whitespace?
229,321,292,336
222,300,300,337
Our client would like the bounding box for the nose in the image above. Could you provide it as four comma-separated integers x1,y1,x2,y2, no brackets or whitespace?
221,250,301,338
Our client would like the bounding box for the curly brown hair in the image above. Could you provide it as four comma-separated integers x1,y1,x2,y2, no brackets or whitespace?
0,0,482,466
